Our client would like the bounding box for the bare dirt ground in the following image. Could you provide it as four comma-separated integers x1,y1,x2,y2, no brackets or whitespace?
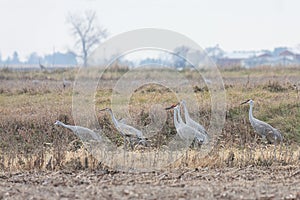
0,165,299,200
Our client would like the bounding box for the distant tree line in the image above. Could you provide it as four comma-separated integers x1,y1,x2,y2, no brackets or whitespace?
0,51,78,66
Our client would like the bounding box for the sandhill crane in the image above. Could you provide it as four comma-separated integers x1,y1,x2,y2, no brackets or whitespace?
165,104,204,147
54,120,101,142
39,59,46,71
100,108,147,149
180,100,209,144
241,99,283,159
63,77,72,89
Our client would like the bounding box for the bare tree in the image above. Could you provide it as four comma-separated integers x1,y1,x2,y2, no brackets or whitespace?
67,11,107,67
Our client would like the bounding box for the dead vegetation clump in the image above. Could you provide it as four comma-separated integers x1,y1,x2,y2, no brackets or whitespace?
263,80,287,92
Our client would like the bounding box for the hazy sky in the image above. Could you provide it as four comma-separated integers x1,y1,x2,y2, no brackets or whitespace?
0,0,299,60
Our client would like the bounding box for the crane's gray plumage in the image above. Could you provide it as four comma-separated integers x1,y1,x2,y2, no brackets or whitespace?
54,120,101,142
100,108,146,149
180,100,209,144
241,99,283,144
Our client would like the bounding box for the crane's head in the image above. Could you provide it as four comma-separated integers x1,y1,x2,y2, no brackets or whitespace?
165,103,180,110
99,108,112,112
241,99,254,106
54,120,62,126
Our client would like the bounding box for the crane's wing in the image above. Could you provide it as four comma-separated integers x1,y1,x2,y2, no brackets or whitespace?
177,125,197,141
119,123,143,138
252,118,282,143
266,128,283,144
73,126,102,142
187,119,208,135
252,118,273,134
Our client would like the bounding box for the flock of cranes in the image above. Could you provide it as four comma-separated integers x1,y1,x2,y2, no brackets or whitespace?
55,99,283,154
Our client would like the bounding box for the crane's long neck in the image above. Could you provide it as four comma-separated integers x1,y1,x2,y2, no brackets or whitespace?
249,103,254,124
177,107,184,124
173,108,180,129
58,122,76,132
182,102,190,121
108,110,119,129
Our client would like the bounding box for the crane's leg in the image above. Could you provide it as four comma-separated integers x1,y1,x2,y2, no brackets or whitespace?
273,142,277,161
279,141,283,160
123,136,127,150
184,145,189,166
273,137,282,161
195,138,202,149
258,136,266,161
129,137,134,150
190,138,195,149
122,136,127,168
250,134,258,161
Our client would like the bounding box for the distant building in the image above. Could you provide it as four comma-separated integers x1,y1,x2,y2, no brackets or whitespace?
216,50,257,68
204,45,300,68
279,50,294,57
216,58,244,68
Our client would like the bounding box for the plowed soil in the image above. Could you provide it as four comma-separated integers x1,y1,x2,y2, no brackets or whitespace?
1,165,300,200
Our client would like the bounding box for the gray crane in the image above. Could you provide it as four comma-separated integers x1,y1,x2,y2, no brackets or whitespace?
100,108,147,149
63,77,72,89
180,100,209,144
54,120,101,142
241,99,283,159
165,104,205,147
39,59,46,71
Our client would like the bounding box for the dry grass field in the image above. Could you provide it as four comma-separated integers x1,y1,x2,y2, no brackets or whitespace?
0,65,299,199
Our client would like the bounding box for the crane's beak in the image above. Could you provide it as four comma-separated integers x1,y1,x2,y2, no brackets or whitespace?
165,103,179,110
240,99,250,105
99,108,108,112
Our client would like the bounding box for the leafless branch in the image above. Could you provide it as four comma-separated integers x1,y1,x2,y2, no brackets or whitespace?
67,10,107,67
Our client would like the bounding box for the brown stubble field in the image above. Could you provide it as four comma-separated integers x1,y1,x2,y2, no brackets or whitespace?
0,66,300,199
